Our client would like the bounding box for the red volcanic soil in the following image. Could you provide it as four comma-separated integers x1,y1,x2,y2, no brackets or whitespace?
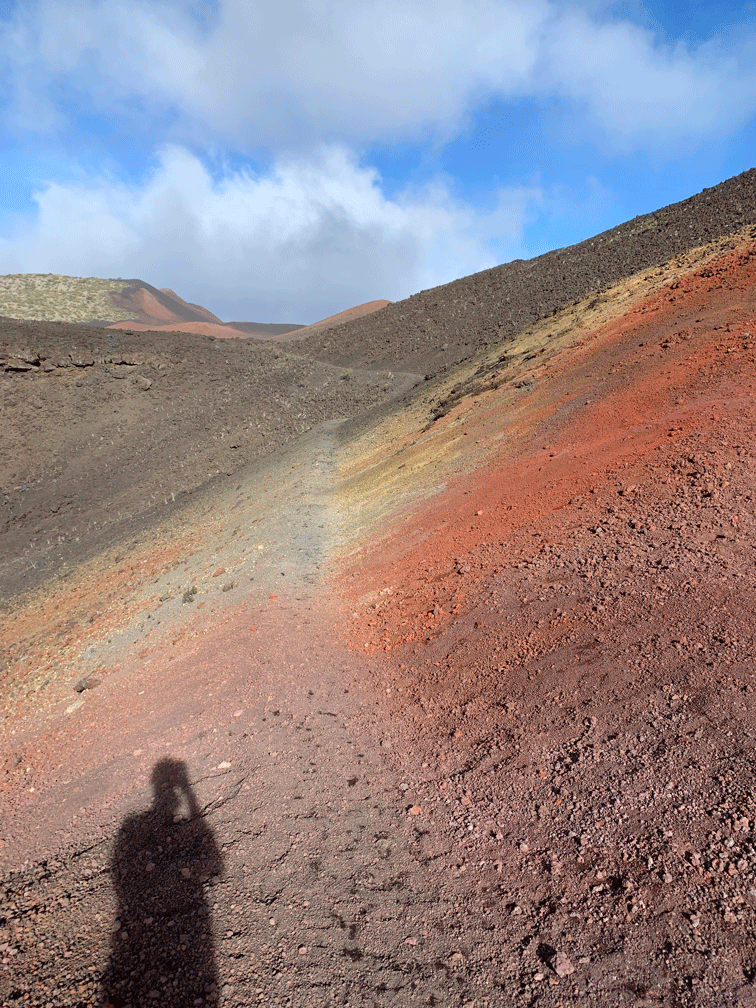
106,294,390,341
105,280,225,328
106,318,253,338
347,240,756,649
4,203,756,1004
264,299,392,342
336,238,756,1004
106,282,257,338
159,288,224,324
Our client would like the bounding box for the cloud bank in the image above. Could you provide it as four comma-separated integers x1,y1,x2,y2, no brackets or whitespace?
1,0,755,320
2,0,755,150
0,145,540,322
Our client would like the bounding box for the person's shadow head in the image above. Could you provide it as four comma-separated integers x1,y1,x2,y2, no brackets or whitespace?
100,758,223,1008
150,757,199,821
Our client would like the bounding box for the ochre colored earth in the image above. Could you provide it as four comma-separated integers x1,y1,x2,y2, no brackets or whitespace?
3,176,756,1007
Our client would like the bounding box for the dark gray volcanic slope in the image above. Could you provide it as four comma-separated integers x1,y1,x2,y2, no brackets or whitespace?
0,318,417,601
297,167,756,374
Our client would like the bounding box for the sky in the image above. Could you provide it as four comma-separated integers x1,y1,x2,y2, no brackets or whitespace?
0,0,755,324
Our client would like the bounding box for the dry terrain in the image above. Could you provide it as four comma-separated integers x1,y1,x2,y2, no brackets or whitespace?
2,169,756,1008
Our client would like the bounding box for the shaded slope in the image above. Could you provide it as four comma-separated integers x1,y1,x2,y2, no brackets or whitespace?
159,287,224,323
297,167,756,375
0,317,419,603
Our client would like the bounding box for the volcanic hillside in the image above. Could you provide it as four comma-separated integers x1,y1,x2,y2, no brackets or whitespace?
0,274,306,339
296,168,756,374
2,169,756,1008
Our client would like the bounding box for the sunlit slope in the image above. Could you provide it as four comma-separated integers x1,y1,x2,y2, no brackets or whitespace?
0,274,222,326
333,225,756,631
297,168,756,376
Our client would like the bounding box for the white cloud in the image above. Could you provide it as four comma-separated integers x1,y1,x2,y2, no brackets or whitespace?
540,8,756,148
0,145,540,321
1,1,754,324
2,0,755,151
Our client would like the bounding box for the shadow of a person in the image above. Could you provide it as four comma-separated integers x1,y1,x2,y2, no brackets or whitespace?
100,758,224,1007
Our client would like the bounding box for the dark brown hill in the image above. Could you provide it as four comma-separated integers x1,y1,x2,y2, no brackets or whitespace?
0,317,419,601
296,167,756,374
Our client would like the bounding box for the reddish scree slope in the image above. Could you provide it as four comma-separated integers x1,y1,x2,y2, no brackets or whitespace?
345,240,756,652
326,238,756,1002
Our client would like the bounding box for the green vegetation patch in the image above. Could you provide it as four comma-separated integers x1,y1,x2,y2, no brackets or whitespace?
0,274,141,323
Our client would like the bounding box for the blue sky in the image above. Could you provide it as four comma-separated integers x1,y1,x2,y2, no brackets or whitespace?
0,0,755,324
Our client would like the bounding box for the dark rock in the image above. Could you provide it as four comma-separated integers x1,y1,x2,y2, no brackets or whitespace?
73,676,101,693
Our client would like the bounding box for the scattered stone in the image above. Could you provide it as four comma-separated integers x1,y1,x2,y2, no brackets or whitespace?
4,358,36,371
73,676,101,693
553,951,575,977
222,581,234,591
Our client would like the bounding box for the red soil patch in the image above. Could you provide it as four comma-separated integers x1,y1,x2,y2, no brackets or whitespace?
106,282,224,328
321,241,756,1002
345,241,756,650
106,319,251,339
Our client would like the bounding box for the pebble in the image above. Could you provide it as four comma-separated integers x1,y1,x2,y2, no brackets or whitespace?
73,676,101,693
554,951,575,977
